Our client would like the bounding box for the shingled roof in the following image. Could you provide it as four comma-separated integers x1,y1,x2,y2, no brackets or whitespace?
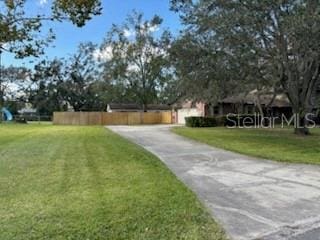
107,103,171,111
220,91,291,108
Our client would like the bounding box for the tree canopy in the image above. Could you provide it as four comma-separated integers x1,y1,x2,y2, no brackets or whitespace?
0,0,102,58
0,65,29,106
29,43,108,114
98,12,174,111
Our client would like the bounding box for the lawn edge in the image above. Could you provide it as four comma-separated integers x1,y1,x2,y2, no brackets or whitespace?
171,126,320,166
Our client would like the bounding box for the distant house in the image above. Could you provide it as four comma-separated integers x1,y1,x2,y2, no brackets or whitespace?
18,106,37,115
107,103,171,113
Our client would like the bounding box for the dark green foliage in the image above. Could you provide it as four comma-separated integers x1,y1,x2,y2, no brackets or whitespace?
59,43,106,111
0,0,101,58
52,0,102,27
171,0,320,135
29,59,66,115
0,66,29,106
185,116,217,128
100,12,174,110
4,100,25,115
185,115,269,128
214,116,227,127
29,43,109,114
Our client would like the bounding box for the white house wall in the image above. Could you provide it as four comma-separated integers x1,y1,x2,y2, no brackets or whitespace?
177,108,202,124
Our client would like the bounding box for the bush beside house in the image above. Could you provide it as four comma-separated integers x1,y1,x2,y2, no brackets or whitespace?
185,117,217,127
185,114,267,128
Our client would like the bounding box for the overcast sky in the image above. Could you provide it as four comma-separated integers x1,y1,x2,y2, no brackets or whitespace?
3,0,181,68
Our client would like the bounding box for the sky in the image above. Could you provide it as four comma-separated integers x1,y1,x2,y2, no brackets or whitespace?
2,0,182,68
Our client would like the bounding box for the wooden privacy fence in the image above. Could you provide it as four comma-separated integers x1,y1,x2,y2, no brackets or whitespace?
53,111,173,125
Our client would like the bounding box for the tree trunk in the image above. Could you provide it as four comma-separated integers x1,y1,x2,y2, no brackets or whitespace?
280,71,316,136
208,103,214,117
294,113,310,135
255,94,265,125
256,103,264,117
142,103,147,112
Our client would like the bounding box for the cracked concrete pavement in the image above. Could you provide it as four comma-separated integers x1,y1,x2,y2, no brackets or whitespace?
107,125,320,240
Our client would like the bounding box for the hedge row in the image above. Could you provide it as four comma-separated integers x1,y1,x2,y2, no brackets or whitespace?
185,117,217,127
185,115,268,128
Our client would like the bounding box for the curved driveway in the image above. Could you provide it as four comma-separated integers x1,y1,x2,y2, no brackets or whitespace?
107,125,320,240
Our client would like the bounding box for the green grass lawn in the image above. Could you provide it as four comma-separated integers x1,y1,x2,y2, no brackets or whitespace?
0,124,226,240
173,127,320,165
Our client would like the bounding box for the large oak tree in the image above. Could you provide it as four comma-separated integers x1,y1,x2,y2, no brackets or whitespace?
171,0,320,134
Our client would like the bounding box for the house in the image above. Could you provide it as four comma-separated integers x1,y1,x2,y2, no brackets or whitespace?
215,91,292,118
175,91,293,124
106,103,172,113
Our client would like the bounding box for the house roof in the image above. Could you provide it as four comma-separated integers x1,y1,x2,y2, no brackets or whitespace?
147,104,172,111
108,103,171,111
220,91,291,107
108,103,141,110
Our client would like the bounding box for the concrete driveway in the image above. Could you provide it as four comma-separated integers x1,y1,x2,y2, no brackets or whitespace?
107,125,320,240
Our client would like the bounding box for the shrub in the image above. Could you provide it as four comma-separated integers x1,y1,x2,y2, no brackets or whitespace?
185,116,217,127
185,115,273,128
309,114,320,125
214,116,227,126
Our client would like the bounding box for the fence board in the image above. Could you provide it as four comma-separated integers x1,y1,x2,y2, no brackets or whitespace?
161,112,172,124
79,112,89,125
88,112,102,125
53,112,80,125
142,112,160,124
53,111,172,125
102,112,128,125
128,112,141,125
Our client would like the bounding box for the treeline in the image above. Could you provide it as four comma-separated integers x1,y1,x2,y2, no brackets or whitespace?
1,13,178,115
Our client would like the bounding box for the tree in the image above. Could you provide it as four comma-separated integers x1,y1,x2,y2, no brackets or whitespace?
0,65,29,122
170,32,243,114
0,66,30,106
99,12,173,111
60,42,104,111
0,0,102,58
30,43,108,114
29,59,66,115
171,0,320,134
0,0,102,120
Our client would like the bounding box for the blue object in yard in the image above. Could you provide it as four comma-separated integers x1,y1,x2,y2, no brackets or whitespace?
1,108,13,121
